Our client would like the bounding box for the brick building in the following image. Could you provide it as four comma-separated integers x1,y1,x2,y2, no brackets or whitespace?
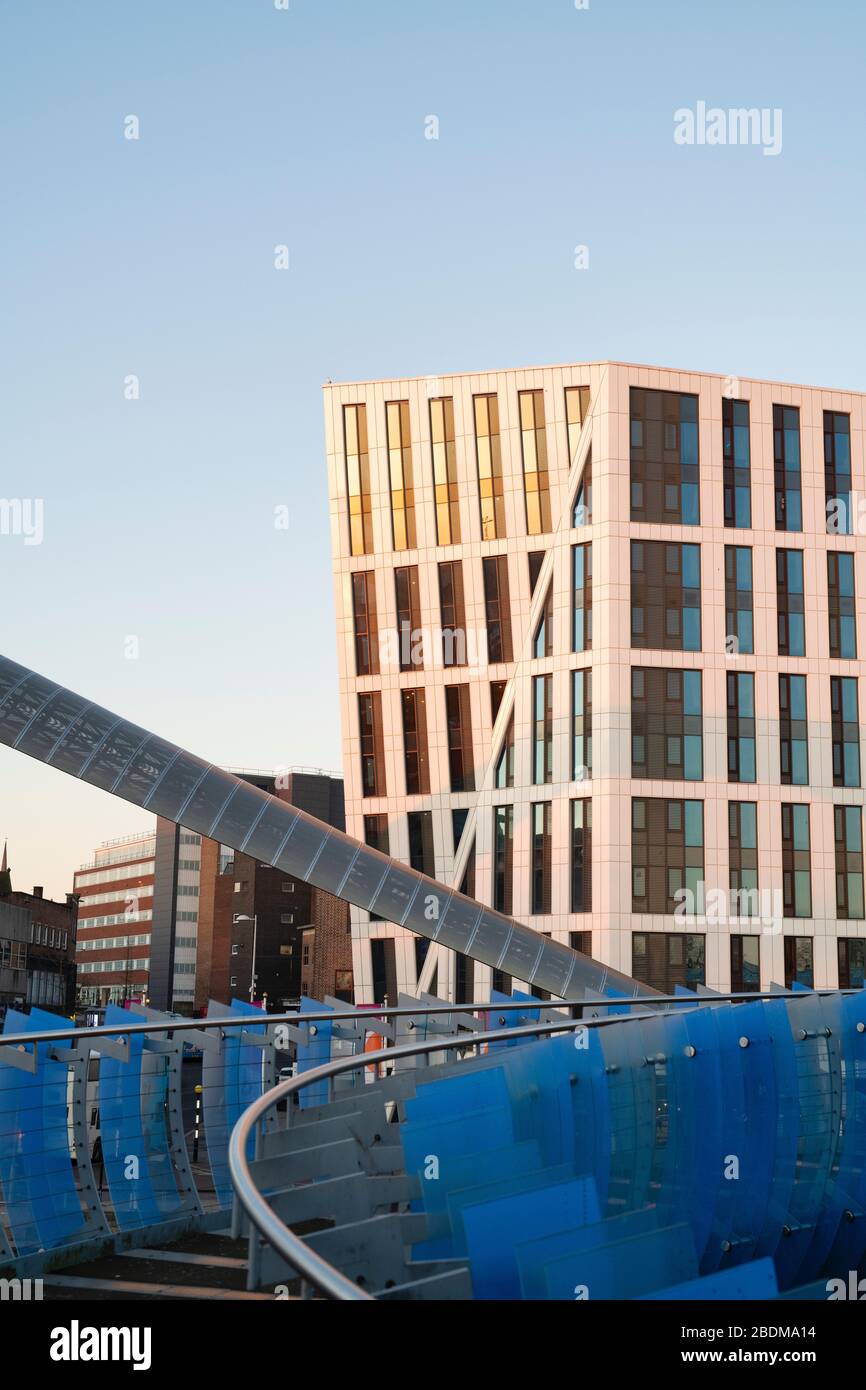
0,853,78,1016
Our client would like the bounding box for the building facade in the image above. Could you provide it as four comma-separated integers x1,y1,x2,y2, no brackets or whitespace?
73,832,155,1006
325,360,866,1002
0,886,78,1016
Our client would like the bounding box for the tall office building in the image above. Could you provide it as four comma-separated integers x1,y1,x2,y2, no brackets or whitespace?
325,360,866,1003
74,831,156,1006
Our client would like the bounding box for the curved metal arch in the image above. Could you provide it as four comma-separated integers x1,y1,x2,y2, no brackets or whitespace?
0,653,648,1001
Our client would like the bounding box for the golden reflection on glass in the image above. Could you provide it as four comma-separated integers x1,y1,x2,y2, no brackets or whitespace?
344,404,373,557
429,397,461,546
386,400,416,551
565,385,590,465
473,394,505,540
519,389,551,535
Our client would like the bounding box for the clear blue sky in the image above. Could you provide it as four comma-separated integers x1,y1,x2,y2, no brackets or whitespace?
1,0,863,896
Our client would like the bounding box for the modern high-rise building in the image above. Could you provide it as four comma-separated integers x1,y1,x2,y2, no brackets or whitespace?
325,360,866,1003
73,831,156,1006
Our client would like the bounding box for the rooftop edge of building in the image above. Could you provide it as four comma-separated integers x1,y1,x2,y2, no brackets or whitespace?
322,358,866,398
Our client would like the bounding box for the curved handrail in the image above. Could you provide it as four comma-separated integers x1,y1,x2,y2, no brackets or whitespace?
228,1016,590,1300
1,988,847,1048
226,989,842,1301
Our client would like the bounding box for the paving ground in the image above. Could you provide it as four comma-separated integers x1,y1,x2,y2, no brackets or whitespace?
40,1231,303,1301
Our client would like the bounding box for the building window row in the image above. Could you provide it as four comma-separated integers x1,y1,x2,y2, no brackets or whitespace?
351,541,855,680
360,670,862,798
343,386,591,556
632,931,863,994
633,541,856,660
349,390,866,558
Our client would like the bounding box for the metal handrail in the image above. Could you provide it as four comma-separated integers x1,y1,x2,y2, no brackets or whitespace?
0,988,846,1048
228,1016,590,1301
226,987,855,1301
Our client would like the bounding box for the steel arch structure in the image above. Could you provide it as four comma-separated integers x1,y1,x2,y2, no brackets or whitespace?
0,652,644,1002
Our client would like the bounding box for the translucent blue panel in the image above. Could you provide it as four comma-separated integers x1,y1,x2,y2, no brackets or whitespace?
296,997,333,1110
783,993,851,1286
411,1139,545,1259
757,996,840,1289
404,1067,513,1154
750,995,800,1273
201,999,265,1206
822,992,866,1275
497,1036,582,1172
442,1164,578,1266
520,1209,697,1301
487,991,540,1052
701,1001,778,1273
640,1256,779,1300
463,1176,601,1298
0,1010,86,1254
98,1005,183,1228
632,1011,693,1225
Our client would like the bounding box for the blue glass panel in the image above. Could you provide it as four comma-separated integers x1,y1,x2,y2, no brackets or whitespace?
699,1001,778,1274
486,991,540,1052
463,1176,601,1298
523,1209,698,1301
0,1009,86,1254
411,1139,546,1260
201,998,265,1206
296,996,333,1110
821,991,866,1275
783,993,850,1285
98,1004,183,1228
641,1256,778,1300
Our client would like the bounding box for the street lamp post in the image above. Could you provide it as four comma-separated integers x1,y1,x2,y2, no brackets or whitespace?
233,913,259,1004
